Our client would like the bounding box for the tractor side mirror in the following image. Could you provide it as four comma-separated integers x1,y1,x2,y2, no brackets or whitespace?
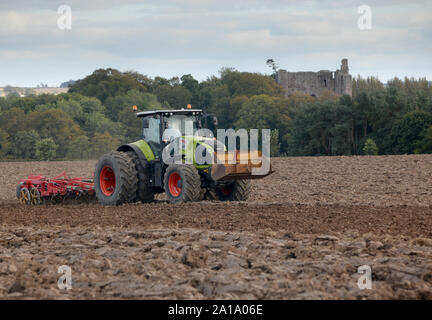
143,118,149,129
204,114,218,128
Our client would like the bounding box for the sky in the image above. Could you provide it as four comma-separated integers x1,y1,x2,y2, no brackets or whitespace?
0,0,431,87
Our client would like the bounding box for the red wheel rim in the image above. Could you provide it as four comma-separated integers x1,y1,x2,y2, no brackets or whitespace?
220,186,233,196
168,172,182,197
100,165,115,196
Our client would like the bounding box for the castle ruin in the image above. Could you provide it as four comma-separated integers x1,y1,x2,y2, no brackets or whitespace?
276,59,352,97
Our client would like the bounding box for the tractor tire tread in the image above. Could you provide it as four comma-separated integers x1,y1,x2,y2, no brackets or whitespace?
164,164,201,203
232,179,251,201
95,151,138,205
126,151,154,203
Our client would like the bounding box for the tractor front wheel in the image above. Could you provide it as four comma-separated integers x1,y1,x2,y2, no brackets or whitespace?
215,180,251,201
95,152,138,206
164,164,201,204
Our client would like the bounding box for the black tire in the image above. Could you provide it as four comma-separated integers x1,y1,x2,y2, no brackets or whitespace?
16,183,23,199
95,151,138,206
164,164,201,204
198,188,207,201
215,180,251,201
204,189,218,201
126,151,154,203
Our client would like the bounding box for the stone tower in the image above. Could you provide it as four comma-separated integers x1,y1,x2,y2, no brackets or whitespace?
276,59,352,97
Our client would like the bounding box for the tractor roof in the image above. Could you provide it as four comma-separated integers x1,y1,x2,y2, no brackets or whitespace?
136,109,203,117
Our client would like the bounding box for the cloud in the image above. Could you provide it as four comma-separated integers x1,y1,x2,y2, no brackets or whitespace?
0,0,431,86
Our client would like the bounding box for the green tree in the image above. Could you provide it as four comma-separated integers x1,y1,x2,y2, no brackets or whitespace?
153,83,192,109
0,107,27,137
219,68,282,97
91,132,120,157
390,110,432,154
288,101,353,156
266,59,279,79
0,129,10,159
363,138,379,155
181,74,203,108
415,126,432,154
203,69,284,129
105,89,160,121
10,130,40,159
352,76,385,98
27,109,84,158
270,129,281,157
66,135,91,159
235,95,292,154
117,106,144,142
35,138,57,161
69,68,147,103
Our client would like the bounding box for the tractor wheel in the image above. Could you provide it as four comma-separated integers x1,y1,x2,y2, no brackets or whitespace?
198,188,207,201
126,151,154,203
30,187,41,205
215,180,251,201
95,151,138,206
199,188,217,201
19,187,31,205
164,164,201,204
16,183,23,199
204,189,218,201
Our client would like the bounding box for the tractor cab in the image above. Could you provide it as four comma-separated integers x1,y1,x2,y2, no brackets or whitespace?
136,109,217,158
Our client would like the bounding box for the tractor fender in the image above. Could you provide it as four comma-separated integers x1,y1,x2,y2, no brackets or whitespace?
117,143,150,169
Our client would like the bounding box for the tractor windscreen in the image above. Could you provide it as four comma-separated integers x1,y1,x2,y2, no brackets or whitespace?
165,114,200,136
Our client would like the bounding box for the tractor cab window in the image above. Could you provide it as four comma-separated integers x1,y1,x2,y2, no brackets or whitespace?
143,116,161,155
164,115,199,136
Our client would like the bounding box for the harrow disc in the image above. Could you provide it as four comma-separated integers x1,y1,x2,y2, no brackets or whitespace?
50,194,63,204
19,188,31,205
16,183,23,199
30,187,41,205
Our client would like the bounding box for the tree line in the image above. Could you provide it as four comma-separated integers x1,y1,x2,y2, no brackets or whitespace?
1,67,432,160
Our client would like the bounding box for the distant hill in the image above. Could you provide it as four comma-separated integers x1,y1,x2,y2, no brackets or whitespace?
0,86,68,97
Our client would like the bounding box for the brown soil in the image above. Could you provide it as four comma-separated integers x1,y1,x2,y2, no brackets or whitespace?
1,155,432,299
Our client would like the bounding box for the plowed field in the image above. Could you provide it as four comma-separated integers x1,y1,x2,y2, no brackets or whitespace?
1,155,431,299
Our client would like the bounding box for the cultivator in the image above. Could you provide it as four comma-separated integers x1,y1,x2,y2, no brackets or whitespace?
16,172,95,205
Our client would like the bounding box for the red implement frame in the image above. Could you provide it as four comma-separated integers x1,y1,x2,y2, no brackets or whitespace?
17,171,95,204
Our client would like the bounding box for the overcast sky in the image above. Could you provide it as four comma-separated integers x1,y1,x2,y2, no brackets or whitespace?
0,0,431,87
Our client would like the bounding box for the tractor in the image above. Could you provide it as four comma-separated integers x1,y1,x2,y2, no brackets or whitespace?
94,108,272,205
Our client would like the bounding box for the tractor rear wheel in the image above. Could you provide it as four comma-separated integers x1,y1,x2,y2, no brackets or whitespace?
164,164,201,204
126,151,154,203
215,180,251,201
95,151,138,206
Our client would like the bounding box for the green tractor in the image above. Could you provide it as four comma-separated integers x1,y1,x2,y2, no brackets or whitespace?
94,108,272,205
